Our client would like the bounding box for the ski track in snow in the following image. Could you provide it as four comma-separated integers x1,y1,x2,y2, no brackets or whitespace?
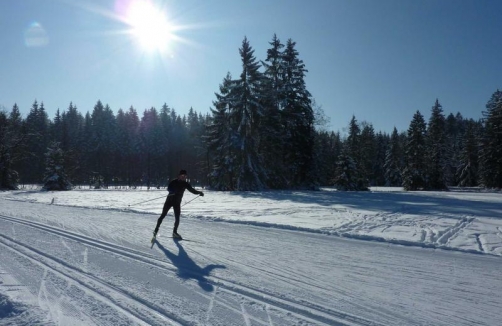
0,214,376,326
7,187,499,256
1,188,502,325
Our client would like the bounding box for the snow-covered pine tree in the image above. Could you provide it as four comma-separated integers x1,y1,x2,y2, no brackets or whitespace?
231,37,267,190
206,73,239,190
384,127,402,186
479,89,502,188
402,110,427,191
42,141,72,191
425,99,448,190
282,39,315,188
457,120,479,187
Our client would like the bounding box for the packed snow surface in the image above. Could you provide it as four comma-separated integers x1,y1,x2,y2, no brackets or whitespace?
0,186,501,325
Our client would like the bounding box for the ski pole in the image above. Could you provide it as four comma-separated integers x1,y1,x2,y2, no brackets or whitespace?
128,195,166,207
181,195,201,207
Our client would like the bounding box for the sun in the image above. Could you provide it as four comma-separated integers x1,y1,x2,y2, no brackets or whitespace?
125,0,173,52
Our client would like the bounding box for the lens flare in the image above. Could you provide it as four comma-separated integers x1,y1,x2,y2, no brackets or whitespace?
24,22,49,47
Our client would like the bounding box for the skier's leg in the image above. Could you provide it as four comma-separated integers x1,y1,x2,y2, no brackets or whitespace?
172,204,181,234
154,197,172,234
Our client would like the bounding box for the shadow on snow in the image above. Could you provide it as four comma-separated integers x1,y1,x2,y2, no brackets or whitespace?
233,189,502,219
154,239,225,292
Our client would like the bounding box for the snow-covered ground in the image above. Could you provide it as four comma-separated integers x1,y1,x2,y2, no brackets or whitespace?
1,187,501,325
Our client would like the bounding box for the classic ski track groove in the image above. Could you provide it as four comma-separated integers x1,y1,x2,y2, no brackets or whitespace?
0,213,380,326
0,236,181,326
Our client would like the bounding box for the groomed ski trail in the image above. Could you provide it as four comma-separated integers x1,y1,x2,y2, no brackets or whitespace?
0,214,374,325
1,199,501,326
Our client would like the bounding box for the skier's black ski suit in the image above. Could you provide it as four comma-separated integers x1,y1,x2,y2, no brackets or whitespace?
154,178,202,235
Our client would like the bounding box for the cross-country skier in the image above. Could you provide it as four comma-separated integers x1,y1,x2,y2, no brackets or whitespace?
153,169,204,240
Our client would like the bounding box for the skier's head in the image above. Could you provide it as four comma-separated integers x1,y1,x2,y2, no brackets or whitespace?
178,170,187,180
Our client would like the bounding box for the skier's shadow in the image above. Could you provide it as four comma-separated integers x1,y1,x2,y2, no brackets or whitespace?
155,239,225,292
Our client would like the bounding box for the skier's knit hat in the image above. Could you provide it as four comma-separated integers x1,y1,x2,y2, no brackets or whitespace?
179,169,187,175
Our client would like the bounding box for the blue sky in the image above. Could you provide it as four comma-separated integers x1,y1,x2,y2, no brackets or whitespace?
1,0,501,134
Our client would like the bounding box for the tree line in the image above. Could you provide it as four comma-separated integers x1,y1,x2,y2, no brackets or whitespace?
1,35,501,191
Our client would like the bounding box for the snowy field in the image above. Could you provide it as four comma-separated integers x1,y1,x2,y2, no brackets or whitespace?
1,187,501,325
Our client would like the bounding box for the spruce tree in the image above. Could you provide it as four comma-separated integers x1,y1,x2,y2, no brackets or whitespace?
374,131,389,186
172,113,189,178
42,141,72,190
0,109,25,189
81,112,93,186
3,104,26,189
139,107,164,188
261,34,287,188
479,89,502,188
61,103,86,184
89,101,117,187
425,99,448,190
206,73,240,190
444,113,464,186
23,100,50,183
282,39,315,188
231,37,266,190
457,120,479,187
52,109,63,143
159,104,174,179
314,131,341,186
333,116,368,190
402,110,427,190
333,145,367,191
360,123,377,185
186,107,205,184
115,108,141,187
384,127,402,186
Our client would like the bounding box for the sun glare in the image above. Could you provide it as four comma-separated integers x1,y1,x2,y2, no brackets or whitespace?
125,0,173,52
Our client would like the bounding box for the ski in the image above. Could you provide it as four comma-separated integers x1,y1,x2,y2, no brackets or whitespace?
151,235,203,246
150,234,157,248
167,237,203,243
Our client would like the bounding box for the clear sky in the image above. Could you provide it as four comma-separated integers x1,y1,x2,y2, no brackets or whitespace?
1,0,501,134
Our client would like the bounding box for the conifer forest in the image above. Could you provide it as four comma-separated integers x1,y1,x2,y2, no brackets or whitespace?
1,36,501,191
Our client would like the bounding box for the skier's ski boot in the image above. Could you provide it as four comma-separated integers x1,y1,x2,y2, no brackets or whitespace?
172,232,183,240
151,230,158,244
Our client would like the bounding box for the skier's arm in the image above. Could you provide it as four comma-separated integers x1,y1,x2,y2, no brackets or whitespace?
186,183,204,196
